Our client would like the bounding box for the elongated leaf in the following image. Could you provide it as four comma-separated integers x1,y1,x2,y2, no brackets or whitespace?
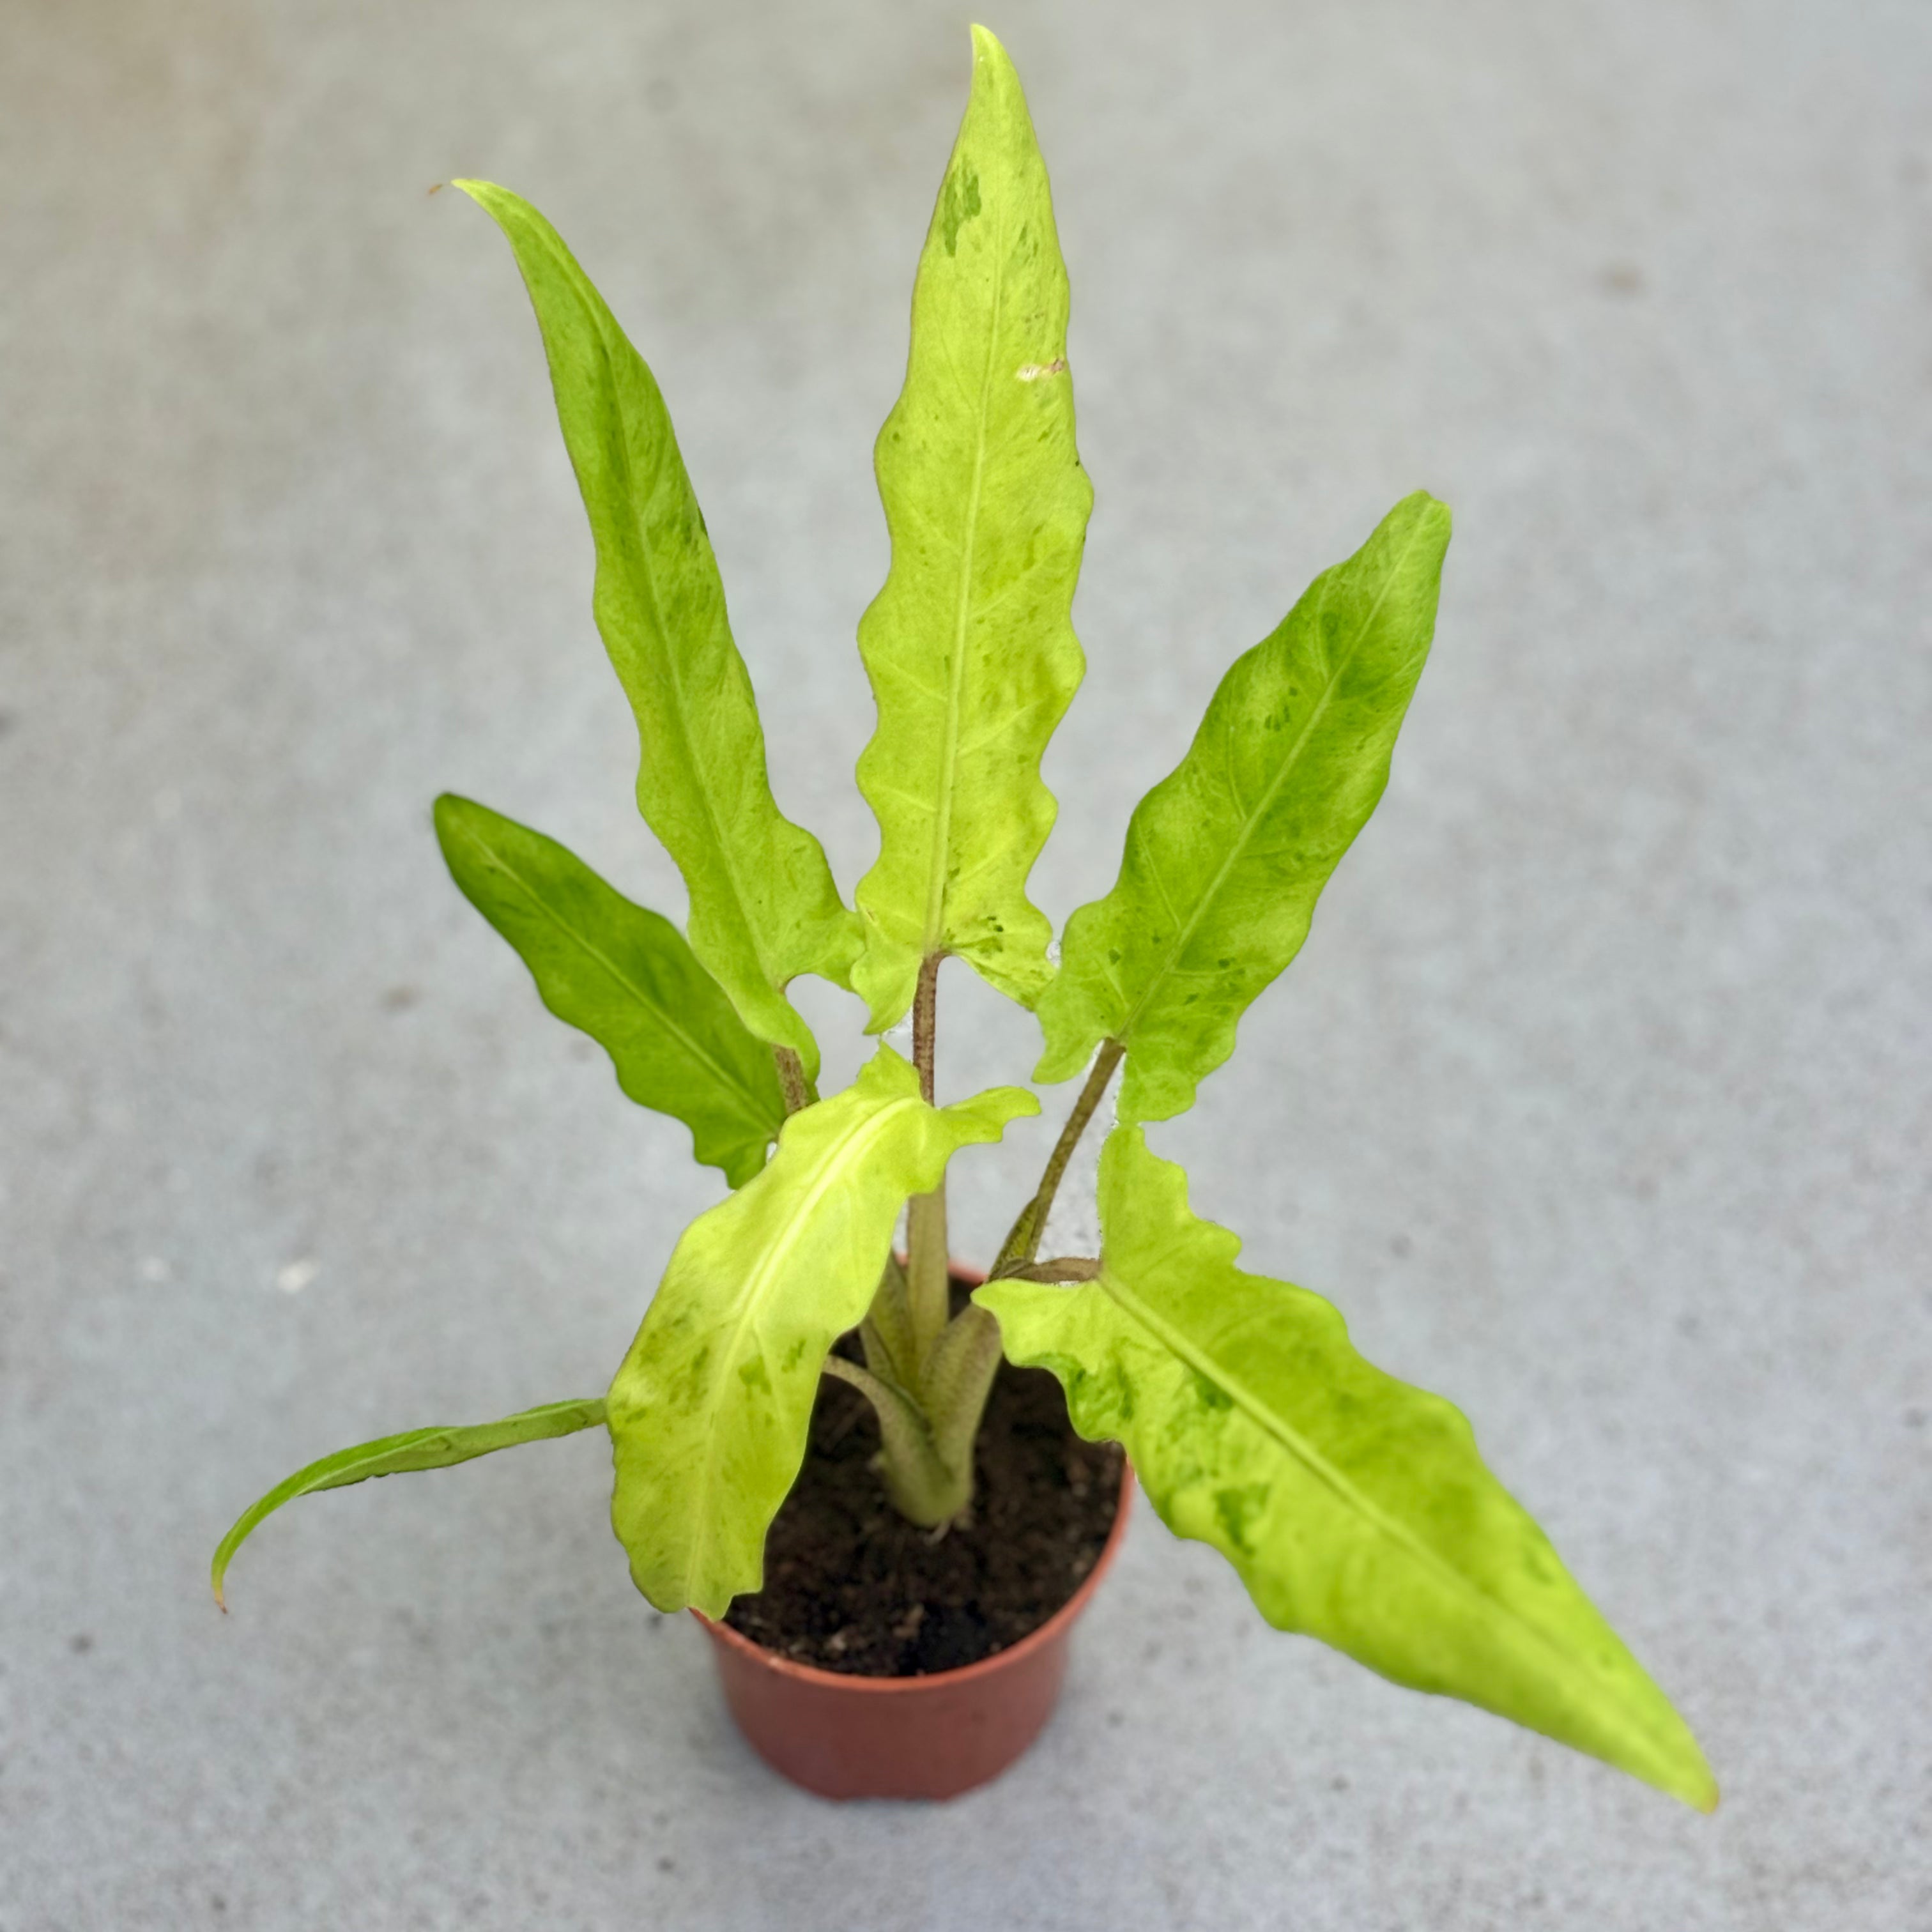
977,1130,1717,1810
434,793,784,1186
455,180,861,1077
850,27,1092,1029
1036,492,1450,1122
606,1046,1036,1614
211,1398,606,1607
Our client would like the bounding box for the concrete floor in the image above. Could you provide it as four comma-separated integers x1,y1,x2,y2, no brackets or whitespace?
3,1,1928,1926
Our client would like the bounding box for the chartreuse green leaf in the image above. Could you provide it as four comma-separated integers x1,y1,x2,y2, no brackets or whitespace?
434,794,784,1187
606,1046,1036,1615
1036,492,1450,1122
850,26,1092,1029
454,180,861,1078
977,1130,1717,1811
211,1398,606,1608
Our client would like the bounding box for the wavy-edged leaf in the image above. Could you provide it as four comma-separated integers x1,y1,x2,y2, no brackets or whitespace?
977,1130,1717,1810
606,1047,1036,1615
455,180,861,1077
850,26,1091,1030
1036,492,1450,1122
211,1398,606,1607
434,793,784,1186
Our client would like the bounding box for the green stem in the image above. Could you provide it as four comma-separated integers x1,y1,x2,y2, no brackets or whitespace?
907,1190,950,1364
861,1252,919,1390
849,953,1016,1528
823,1355,963,1526
922,1302,1004,1498
992,1038,1124,1276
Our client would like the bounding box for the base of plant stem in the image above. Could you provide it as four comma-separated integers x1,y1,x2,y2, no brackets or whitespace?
841,1257,1004,1529
878,1456,972,1529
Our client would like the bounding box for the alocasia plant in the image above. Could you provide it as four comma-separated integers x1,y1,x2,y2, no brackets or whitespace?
215,26,1717,1812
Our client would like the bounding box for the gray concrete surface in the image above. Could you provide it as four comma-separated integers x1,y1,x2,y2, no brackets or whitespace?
3,1,1928,1926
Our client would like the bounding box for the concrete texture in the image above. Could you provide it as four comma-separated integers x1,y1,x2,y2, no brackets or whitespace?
3,0,1928,1925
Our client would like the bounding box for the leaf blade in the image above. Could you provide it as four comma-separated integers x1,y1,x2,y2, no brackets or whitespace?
454,180,862,1075
977,1130,1717,1810
606,1047,1038,1615
434,793,785,1186
1036,492,1451,1121
850,27,1092,1028
211,1398,606,1608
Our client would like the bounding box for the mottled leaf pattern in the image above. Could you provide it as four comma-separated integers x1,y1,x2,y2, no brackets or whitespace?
606,1048,1036,1616
1036,493,1450,1121
978,1130,1717,1810
456,181,861,1076
434,794,785,1186
850,26,1091,1029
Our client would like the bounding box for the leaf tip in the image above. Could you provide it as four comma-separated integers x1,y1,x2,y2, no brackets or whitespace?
968,22,1008,63
446,178,504,219
1398,487,1453,548
1676,1749,1720,1814
964,23,1029,115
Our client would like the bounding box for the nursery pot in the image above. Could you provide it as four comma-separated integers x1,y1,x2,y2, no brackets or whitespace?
696,1459,1135,1801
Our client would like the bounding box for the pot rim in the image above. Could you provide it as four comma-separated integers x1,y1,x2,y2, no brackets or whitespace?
694,1457,1135,1696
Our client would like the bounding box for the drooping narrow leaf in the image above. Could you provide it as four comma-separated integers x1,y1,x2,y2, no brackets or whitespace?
1036,492,1451,1122
977,1130,1717,1811
454,180,861,1077
850,26,1092,1029
606,1047,1036,1615
434,793,784,1186
211,1398,607,1607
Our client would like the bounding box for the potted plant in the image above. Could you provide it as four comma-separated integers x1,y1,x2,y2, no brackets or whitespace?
214,25,1717,1813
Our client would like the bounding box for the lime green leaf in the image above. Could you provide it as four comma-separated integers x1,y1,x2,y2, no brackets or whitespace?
211,1398,606,1609
434,793,784,1187
977,1130,1717,1811
1036,492,1451,1122
850,27,1092,1029
454,180,861,1077
606,1046,1037,1615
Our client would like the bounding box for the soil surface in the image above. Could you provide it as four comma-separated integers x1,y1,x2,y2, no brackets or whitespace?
723,1295,1125,1678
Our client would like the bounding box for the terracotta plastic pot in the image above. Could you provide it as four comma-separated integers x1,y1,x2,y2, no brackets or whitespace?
696,1460,1135,1800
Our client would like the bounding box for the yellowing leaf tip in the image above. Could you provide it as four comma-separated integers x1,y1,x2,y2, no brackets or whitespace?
967,24,1023,96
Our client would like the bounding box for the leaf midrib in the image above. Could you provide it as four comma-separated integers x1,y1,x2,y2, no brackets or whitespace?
456,820,773,1133
1094,1262,1646,1744
1116,523,1427,1042
686,1094,923,1593
921,183,1010,954
536,215,783,1015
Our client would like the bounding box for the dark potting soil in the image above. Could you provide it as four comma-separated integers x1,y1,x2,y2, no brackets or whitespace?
723,1298,1124,1678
